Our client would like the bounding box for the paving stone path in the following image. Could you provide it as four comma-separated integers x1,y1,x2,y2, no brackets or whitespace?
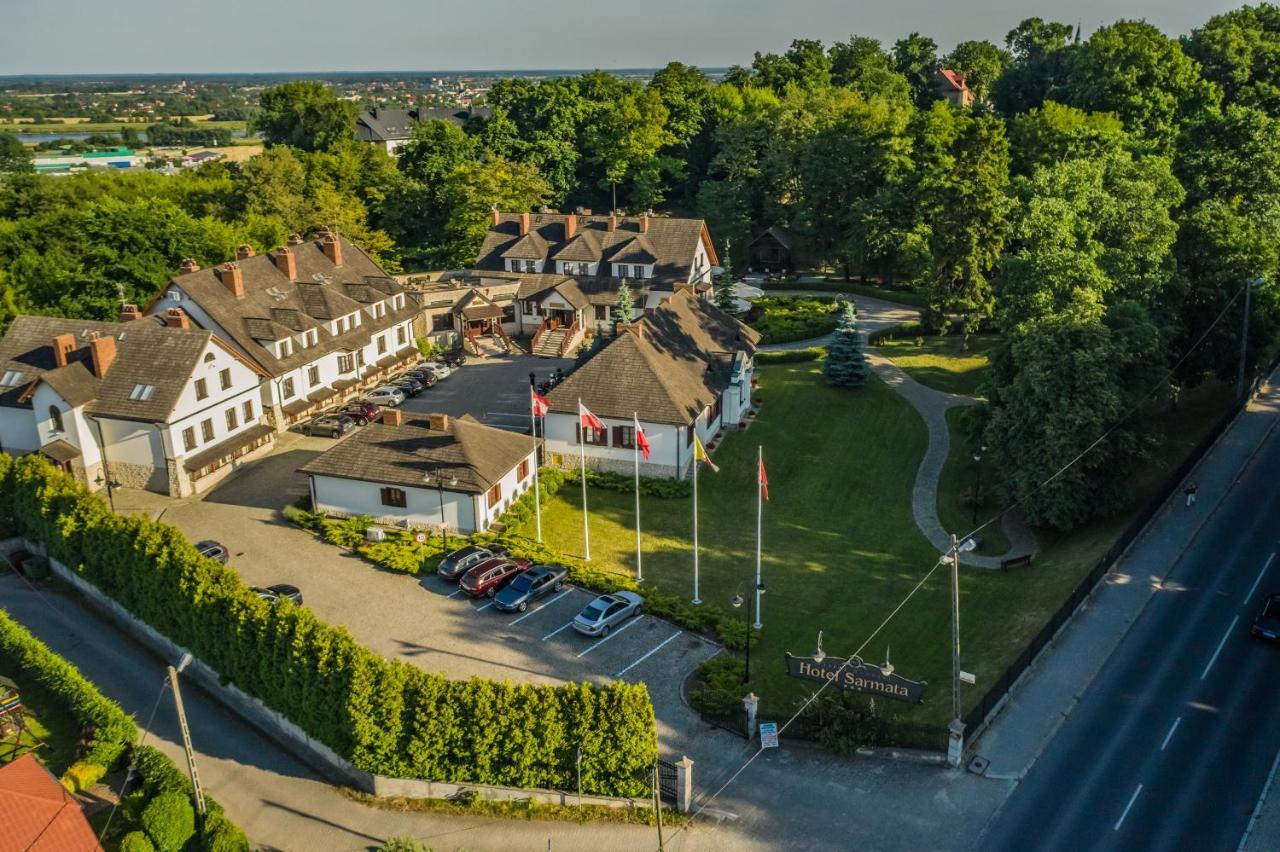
754,288,1037,567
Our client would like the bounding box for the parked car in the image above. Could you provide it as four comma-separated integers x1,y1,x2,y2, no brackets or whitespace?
437,545,504,580
391,376,425,397
331,401,380,425
493,564,568,612
441,350,467,368
459,557,532,598
302,413,355,438
195,540,229,564
253,584,303,606
399,369,438,388
573,591,644,637
415,361,452,380
1250,592,1280,641
364,386,407,407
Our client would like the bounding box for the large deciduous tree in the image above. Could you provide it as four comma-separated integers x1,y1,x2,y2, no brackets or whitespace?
943,40,1011,102
434,156,550,268
828,36,913,104
255,81,356,153
892,33,941,108
0,133,33,175
991,18,1077,115
1185,4,1280,114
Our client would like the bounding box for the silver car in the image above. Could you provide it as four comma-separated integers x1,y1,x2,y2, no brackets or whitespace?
364,386,406,407
572,591,643,637
415,361,452,380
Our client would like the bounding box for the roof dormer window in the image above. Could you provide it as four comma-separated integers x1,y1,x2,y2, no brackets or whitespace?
129,383,155,401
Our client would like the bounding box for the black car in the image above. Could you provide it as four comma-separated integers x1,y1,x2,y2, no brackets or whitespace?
1251,593,1280,641
391,376,425,397
253,584,303,606
400,369,438,388
437,544,503,580
493,564,568,613
441,350,466,368
303,413,355,438
195,540,229,564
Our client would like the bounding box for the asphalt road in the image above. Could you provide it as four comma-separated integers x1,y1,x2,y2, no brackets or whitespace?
981,419,1280,851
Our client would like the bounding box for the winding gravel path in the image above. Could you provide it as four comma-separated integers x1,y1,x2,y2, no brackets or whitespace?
753,287,1037,567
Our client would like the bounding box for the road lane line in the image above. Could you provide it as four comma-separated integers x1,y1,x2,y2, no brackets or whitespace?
615,631,683,678
509,588,574,625
1115,784,1143,831
1245,553,1274,603
1160,717,1181,751
576,616,644,658
541,620,575,641
1201,615,1240,680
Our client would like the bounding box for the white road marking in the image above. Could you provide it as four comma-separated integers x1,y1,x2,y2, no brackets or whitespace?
1115,784,1143,831
473,601,493,612
509,588,574,625
577,615,644,658
1160,717,1181,751
615,631,684,678
541,620,575,641
1202,615,1240,680
447,589,463,599
1245,553,1274,603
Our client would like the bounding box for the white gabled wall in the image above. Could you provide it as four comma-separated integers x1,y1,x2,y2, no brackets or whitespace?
31,383,102,481
543,413,686,475
0,407,39,454
310,475,478,532
475,449,538,529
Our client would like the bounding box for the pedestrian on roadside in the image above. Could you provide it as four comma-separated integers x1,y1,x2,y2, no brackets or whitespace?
1184,481,1198,507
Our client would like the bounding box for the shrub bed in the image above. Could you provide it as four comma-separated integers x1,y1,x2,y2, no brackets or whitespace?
0,454,657,798
747,297,842,344
755,347,825,364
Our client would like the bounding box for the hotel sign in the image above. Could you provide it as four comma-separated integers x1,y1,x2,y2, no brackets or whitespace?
785,653,926,704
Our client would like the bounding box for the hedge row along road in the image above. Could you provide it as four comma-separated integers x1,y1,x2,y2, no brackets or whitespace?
0,454,657,797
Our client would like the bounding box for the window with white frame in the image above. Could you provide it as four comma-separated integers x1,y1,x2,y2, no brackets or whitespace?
129,384,155,401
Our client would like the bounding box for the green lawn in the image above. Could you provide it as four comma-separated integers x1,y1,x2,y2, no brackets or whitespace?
0,655,82,774
938,407,1011,556
875,334,999,397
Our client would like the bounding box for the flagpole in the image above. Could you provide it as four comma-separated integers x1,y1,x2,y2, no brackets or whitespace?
578,398,590,561
633,412,643,583
754,445,763,630
692,442,701,605
531,389,542,542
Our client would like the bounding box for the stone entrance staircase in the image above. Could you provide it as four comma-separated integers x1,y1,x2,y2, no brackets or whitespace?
533,327,570,357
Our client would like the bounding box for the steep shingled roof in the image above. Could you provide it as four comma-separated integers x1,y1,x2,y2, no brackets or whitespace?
299,413,534,493
546,289,759,425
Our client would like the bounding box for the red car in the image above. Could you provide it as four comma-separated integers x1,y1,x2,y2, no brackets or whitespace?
459,557,532,598
331,401,380,425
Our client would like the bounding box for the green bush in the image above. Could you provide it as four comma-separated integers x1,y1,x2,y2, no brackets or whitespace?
359,531,446,575
282,501,325,531
141,791,195,852
0,608,136,768
380,839,431,852
119,831,155,852
416,338,439,359
755,347,825,364
59,760,107,793
748,297,841,344
562,468,691,498
0,455,657,797
324,514,374,549
129,746,247,850
867,322,926,345
688,655,747,722
200,809,251,852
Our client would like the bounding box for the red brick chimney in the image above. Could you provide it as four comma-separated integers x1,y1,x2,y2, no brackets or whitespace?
119,304,142,323
321,231,343,267
640,212,650,234
607,214,617,232
287,233,304,246
564,214,577,241
383,408,403,427
52,333,76,368
236,244,255,260
164,308,191,330
179,258,200,274
490,207,501,227
519,212,531,236
274,247,297,281
89,335,116,378
216,262,245,298
426,413,449,432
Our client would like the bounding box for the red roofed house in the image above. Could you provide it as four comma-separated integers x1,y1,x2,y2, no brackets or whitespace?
0,754,101,851
935,68,974,107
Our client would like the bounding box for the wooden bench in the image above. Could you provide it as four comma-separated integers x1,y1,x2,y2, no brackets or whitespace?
1000,553,1034,571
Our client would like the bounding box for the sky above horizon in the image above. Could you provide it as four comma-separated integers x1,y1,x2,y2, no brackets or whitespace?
2,0,1245,76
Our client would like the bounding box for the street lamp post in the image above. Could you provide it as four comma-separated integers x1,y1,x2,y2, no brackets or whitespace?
732,582,766,684
949,534,977,767
94,472,119,513
971,445,987,526
425,466,457,551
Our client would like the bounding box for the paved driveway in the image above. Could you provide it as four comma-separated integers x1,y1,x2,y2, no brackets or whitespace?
402,354,576,432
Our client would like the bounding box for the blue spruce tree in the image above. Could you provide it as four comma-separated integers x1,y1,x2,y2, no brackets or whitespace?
822,301,869,389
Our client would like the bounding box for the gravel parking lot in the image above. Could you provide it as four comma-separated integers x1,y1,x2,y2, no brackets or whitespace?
116,355,722,763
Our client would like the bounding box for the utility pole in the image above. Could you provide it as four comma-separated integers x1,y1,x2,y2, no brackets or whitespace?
948,534,964,768
1237,277,1266,401
167,656,206,816
652,762,666,851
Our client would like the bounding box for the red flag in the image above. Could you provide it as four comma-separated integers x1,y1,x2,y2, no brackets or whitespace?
635,421,651,460
531,389,550,417
759,456,770,501
579,402,605,435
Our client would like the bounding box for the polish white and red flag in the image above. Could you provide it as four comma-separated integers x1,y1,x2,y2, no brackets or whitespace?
634,415,651,460
531,388,550,417
579,401,606,435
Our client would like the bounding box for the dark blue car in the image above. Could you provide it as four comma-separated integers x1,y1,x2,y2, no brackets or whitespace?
493,565,567,613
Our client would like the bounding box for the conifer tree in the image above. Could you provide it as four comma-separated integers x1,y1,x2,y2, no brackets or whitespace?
822,301,869,389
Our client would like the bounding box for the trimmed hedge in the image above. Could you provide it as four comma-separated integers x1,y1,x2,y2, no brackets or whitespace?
867,322,926,346
562,468,692,499
747,296,841,344
755,347,825,364
129,746,248,851
0,606,136,768
0,454,656,797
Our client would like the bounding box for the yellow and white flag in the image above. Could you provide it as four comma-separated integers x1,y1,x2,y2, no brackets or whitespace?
692,434,720,473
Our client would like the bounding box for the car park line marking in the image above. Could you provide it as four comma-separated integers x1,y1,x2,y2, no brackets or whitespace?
1114,784,1142,831
1245,553,1274,603
1160,717,1181,751
614,630,683,678
541,620,576,641
447,589,463,599
473,601,494,612
1201,615,1240,680
510,588,574,625
576,615,644,658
